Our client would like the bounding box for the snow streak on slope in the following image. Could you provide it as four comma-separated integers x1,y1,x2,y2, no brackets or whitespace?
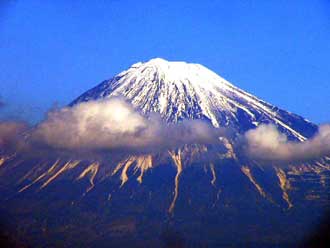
275,167,293,209
241,166,267,198
77,162,100,193
168,149,183,214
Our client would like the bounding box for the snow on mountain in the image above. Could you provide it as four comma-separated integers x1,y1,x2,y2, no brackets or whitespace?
71,58,317,141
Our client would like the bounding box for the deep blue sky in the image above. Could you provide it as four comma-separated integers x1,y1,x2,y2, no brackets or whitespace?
0,0,329,124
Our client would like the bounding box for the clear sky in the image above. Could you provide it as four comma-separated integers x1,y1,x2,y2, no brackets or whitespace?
0,0,329,124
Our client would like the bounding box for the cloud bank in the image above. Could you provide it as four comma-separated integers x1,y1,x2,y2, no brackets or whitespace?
1,98,330,163
1,98,223,154
245,124,330,162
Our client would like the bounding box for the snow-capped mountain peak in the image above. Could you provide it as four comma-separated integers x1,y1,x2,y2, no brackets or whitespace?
128,57,231,89
72,58,315,140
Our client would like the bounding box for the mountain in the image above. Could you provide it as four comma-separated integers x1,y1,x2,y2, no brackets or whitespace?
0,58,329,247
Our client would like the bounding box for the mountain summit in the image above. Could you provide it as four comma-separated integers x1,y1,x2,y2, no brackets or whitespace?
0,58,329,247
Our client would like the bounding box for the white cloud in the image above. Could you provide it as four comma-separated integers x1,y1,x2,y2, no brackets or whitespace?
31,98,221,152
245,124,330,161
